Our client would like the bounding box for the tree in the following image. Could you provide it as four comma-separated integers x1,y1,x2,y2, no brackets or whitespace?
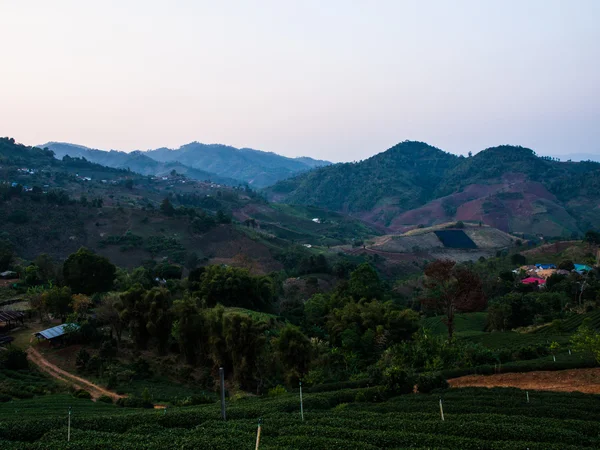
171,295,204,365
558,260,575,271
185,252,200,271
222,313,266,388
160,198,175,217
96,293,126,343
120,285,150,350
0,237,14,271
63,248,116,295
71,294,92,315
570,320,600,363
275,324,312,385
144,288,172,354
422,260,486,340
511,253,527,266
584,230,600,246
43,286,73,321
348,263,383,300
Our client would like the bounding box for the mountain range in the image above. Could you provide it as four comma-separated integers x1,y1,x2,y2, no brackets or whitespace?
266,141,600,237
42,141,330,188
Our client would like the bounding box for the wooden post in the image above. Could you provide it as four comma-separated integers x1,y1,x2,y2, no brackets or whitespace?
68,406,71,442
255,418,262,450
439,397,444,421
299,381,304,421
219,367,226,421
526,391,529,403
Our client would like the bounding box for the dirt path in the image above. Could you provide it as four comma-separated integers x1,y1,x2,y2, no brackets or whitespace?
27,347,125,401
449,367,600,394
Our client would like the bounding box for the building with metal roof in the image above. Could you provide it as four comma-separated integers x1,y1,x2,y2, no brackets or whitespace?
34,323,79,341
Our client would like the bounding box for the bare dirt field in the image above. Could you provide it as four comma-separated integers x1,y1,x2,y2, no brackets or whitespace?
449,368,600,394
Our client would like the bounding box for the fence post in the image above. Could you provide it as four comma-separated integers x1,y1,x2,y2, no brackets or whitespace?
219,367,226,421
439,397,444,421
255,418,262,450
299,381,304,421
68,406,71,442
526,391,529,403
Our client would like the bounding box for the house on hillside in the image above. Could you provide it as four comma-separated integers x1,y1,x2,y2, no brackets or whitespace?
574,264,593,274
521,277,546,287
34,323,79,346
535,263,556,270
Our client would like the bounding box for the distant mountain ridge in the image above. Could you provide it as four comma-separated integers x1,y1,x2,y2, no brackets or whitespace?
42,141,330,188
266,141,600,237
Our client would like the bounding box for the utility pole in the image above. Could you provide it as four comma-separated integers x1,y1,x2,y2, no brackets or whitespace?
219,367,226,421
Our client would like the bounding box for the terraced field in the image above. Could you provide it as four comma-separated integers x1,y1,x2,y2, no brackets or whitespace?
1,387,599,449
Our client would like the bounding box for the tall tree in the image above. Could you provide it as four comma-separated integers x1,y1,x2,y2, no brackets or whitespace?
348,263,384,300
63,247,116,295
422,259,486,341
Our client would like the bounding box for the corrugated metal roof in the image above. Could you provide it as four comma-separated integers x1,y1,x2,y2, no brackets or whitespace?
35,323,79,340
0,311,24,322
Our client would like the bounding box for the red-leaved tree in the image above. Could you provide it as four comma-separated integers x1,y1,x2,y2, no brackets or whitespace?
422,259,486,341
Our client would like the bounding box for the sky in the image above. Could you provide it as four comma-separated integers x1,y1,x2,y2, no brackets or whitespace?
1,0,599,162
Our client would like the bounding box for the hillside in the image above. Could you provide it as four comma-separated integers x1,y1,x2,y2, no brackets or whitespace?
351,222,516,263
0,138,367,273
267,142,600,236
145,142,330,187
43,141,330,188
43,142,239,186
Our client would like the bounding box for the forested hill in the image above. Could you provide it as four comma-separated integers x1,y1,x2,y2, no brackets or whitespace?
268,141,458,212
266,142,600,236
43,142,239,186
44,141,330,188
145,142,330,187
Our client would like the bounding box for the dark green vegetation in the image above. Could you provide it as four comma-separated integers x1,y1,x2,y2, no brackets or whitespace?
2,136,600,448
44,141,330,188
0,137,372,269
2,387,600,449
268,142,600,235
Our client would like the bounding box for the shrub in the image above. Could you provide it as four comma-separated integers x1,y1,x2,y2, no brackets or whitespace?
268,385,287,396
98,395,113,404
0,393,11,402
382,367,415,395
73,389,92,399
116,395,154,408
416,372,448,393
0,348,29,370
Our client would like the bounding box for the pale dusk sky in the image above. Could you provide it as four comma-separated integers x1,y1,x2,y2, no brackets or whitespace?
1,0,599,161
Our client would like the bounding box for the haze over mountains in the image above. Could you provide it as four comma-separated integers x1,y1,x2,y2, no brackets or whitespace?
42,141,330,188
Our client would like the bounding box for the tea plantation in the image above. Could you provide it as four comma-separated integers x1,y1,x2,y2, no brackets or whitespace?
1,387,599,449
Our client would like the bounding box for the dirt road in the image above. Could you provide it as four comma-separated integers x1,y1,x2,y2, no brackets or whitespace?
27,346,125,401
449,367,600,394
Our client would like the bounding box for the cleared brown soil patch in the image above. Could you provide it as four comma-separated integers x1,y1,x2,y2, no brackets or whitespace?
449,368,600,394
27,346,125,401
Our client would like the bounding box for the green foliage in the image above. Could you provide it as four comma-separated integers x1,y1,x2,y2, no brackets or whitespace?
73,389,92,399
0,348,29,370
63,247,116,295
274,324,312,384
268,385,287,396
191,265,275,311
570,320,600,363
511,253,527,266
415,372,448,393
348,263,384,300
